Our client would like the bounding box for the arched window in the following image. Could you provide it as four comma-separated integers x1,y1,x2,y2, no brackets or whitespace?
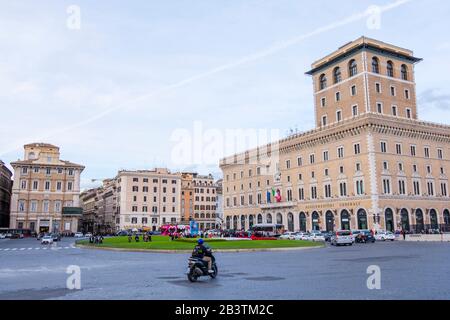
415,209,424,233
371,57,380,74
276,213,283,225
319,74,327,90
401,208,410,231
226,216,231,229
287,213,294,232
249,215,254,228
240,215,246,230
429,209,438,230
387,61,394,77
340,210,350,230
233,216,238,230
349,60,357,77
312,211,320,231
444,210,450,232
257,214,263,224
357,209,368,230
266,213,272,224
325,211,334,232
385,208,394,232
299,212,307,232
401,64,408,81
333,67,342,84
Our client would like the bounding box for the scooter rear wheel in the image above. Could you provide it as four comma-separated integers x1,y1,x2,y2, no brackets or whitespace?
187,271,198,282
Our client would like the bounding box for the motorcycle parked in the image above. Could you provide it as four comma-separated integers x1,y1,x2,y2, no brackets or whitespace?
186,255,218,282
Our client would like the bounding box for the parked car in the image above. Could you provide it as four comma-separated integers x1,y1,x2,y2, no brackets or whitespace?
116,230,129,236
351,230,361,243
85,232,93,238
331,230,353,246
280,232,297,240
74,232,84,238
11,233,24,239
309,233,326,242
0,233,6,239
41,236,54,245
375,231,395,241
321,231,333,242
51,233,61,241
293,232,309,240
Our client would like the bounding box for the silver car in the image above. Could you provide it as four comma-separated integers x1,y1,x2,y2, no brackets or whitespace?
331,230,353,246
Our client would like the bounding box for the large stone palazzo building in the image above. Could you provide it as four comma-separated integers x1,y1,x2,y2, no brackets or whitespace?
10,143,84,233
220,37,450,233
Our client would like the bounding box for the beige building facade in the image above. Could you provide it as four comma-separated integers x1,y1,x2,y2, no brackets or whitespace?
10,143,85,233
192,174,217,230
116,168,182,231
0,160,13,228
220,37,450,233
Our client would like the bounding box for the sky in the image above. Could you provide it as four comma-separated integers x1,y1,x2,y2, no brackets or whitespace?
1,0,450,190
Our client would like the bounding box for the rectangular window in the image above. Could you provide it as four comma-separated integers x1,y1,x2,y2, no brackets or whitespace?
339,182,347,197
286,160,291,169
405,89,410,99
396,143,402,155
413,181,420,195
410,145,416,156
392,105,397,116
43,200,49,213
406,108,412,119
324,184,331,198
352,105,358,117
322,115,327,126
437,149,443,159
298,188,304,200
310,186,317,199
323,150,329,162
336,110,342,122
375,83,381,93
398,180,406,195
335,92,341,101
45,181,51,191
356,180,364,195
309,154,315,164
441,183,448,197
351,85,357,96
427,181,434,196
31,201,37,212
377,103,383,113
383,179,391,194
390,86,396,96
321,97,326,107
297,157,303,166
337,146,344,158
354,143,361,155
67,182,73,191
424,147,430,158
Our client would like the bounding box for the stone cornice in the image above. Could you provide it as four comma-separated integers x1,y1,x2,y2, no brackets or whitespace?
220,113,450,168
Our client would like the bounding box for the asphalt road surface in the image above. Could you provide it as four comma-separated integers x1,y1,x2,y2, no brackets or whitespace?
1,237,449,300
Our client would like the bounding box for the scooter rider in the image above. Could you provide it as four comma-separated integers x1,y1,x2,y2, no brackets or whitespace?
192,238,214,273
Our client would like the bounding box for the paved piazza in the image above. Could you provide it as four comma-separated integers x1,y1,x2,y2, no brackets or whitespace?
1,238,449,300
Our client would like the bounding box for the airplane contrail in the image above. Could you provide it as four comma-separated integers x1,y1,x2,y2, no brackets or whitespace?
0,0,414,157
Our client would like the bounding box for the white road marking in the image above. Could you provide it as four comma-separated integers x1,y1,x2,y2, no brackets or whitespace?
19,248,25,251
11,248,17,251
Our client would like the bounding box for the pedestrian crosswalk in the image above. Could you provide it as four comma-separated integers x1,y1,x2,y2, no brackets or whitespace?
0,245,79,253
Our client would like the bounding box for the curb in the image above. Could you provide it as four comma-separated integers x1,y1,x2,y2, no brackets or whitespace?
75,244,324,254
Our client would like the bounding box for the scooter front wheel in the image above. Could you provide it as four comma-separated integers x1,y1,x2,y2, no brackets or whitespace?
209,264,218,279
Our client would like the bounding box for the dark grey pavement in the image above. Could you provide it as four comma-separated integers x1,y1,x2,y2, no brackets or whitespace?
1,238,450,300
